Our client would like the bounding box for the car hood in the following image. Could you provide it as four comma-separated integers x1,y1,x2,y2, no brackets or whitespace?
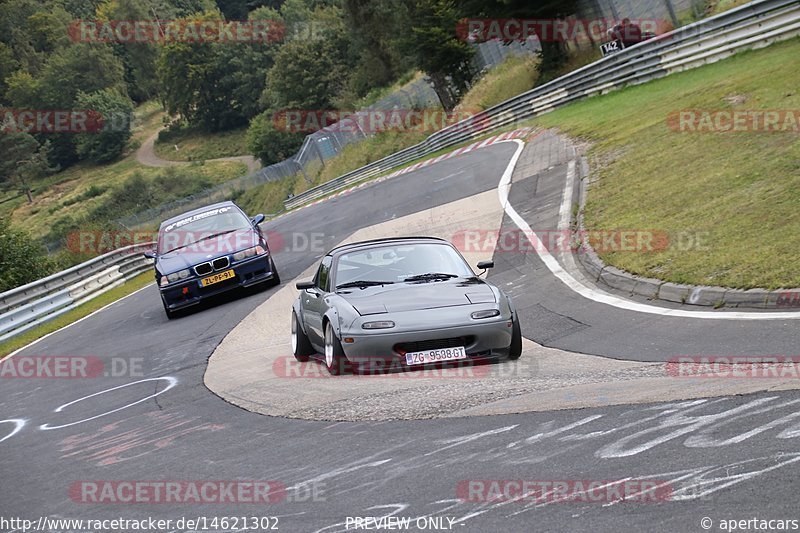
156,229,258,274
340,278,497,315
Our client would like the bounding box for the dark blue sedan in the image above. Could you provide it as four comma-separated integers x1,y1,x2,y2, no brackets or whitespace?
146,201,280,319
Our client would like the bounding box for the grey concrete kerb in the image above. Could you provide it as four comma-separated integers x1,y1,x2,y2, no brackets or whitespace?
567,135,800,310
205,185,800,422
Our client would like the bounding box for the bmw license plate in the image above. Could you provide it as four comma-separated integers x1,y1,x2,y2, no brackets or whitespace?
405,346,467,365
200,269,235,287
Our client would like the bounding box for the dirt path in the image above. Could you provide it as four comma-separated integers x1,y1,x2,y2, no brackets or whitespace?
136,130,261,174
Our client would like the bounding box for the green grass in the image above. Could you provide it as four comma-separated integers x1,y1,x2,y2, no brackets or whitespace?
251,53,543,210
232,174,301,217
531,37,800,289
709,0,751,16
1,100,247,242
9,159,247,241
0,272,153,359
458,54,540,112
237,120,530,217
154,126,249,161
343,71,424,110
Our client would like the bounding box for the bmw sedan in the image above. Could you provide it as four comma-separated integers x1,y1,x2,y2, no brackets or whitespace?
147,201,280,319
291,236,522,375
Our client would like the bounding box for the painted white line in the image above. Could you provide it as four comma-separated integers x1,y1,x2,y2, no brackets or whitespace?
496,139,800,320
4,283,154,360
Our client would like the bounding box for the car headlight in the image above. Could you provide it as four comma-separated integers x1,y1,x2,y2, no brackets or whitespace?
165,269,191,284
471,309,500,319
233,245,266,261
362,321,395,330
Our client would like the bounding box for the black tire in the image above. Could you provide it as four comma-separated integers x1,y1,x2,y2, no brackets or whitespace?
324,321,350,375
163,300,177,320
292,310,314,362
268,257,281,287
508,316,522,360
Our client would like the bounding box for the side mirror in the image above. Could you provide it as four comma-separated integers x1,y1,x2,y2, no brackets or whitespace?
251,214,266,226
143,249,157,259
296,280,316,290
477,260,494,271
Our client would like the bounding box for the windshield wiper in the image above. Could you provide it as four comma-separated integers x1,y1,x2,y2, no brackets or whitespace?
403,273,459,282
163,230,238,254
336,280,395,290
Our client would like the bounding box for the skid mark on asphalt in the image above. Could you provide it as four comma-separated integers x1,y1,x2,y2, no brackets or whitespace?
302,394,800,530
56,411,225,466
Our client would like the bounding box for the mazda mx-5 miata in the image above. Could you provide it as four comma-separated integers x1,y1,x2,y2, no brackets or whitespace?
291,236,522,375
146,201,280,319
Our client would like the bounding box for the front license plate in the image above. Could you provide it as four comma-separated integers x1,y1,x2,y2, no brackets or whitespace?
405,346,467,365
200,269,235,287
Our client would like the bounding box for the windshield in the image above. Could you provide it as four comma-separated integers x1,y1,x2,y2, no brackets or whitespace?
157,207,252,254
334,243,473,288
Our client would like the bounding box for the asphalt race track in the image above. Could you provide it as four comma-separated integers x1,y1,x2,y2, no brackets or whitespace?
2,141,800,533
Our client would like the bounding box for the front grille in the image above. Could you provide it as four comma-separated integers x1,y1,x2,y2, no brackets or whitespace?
194,256,230,277
395,337,474,354
194,263,213,276
212,257,230,270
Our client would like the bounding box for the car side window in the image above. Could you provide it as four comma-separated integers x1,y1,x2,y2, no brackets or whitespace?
316,256,332,291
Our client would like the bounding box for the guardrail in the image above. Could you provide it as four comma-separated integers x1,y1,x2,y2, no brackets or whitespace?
3,0,797,344
284,0,800,210
0,244,154,343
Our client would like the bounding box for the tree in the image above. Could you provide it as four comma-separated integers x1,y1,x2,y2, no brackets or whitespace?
217,0,285,19
157,8,277,131
97,0,165,103
74,88,134,163
457,0,579,76
0,218,57,292
0,42,19,103
0,132,54,203
342,0,412,96
401,0,474,111
32,44,127,165
25,8,72,54
261,4,355,111
246,110,304,165
36,44,128,108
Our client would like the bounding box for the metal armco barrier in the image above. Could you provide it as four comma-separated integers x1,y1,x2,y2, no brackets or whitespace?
3,0,798,344
0,244,155,343
284,0,800,210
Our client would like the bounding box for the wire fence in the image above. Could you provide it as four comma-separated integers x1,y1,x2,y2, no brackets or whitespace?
113,0,707,231
115,39,538,230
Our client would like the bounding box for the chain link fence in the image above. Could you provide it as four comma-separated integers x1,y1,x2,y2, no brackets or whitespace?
115,40,537,230
110,1,710,231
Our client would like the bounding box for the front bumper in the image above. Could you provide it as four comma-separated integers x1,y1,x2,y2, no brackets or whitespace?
159,254,276,311
338,319,514,366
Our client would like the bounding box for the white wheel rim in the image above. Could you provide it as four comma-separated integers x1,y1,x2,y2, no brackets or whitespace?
291,312,298,354
324,326,334,368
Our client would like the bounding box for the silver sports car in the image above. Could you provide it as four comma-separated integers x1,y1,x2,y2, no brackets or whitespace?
291,236,522,375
